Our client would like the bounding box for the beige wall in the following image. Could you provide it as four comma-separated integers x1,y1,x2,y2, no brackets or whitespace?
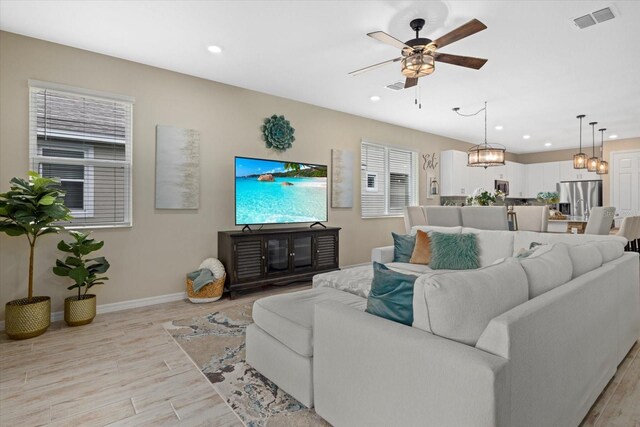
0,32,474,317
515,138,640,205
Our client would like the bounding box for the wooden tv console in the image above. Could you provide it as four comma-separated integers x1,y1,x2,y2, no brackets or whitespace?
218,226,340,299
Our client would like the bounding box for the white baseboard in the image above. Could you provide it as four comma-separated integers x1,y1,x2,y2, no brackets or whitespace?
0,292,186,332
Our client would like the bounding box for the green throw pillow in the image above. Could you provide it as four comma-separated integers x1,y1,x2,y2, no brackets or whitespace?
392,232,416,263
429,232,480,270
365,262,417,326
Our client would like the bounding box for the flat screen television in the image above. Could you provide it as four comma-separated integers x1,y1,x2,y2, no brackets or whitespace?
235,156,328,225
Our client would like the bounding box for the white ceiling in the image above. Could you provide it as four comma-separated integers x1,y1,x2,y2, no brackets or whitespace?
1,1,639,153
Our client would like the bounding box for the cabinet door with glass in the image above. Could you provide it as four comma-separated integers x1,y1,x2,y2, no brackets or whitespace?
265,237,291,276
291,234,314,273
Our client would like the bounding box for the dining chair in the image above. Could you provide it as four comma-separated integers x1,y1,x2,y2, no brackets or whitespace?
584,207,616,235
512,206,549,232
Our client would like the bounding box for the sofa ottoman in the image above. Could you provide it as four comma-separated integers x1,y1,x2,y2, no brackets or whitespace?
246,287,366,407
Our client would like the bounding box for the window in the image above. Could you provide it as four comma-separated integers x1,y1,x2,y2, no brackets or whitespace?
29,80,134,228
361,141,418,218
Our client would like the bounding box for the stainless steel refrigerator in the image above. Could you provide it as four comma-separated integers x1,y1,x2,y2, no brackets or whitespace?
558,180,603,217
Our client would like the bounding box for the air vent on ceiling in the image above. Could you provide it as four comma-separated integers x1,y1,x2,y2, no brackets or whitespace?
385,81,405,91
592,7,615,23
574,14,596,29
573,6,615,29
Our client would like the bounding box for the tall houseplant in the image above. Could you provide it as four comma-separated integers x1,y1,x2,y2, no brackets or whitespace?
0,171,72,339
53,231,110,326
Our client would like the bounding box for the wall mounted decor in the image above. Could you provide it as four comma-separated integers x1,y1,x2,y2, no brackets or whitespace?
331,149,354,208
422,153,439,170
155,125,200,209
262,114,295,151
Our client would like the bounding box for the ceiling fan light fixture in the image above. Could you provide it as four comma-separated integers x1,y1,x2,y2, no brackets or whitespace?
401,54,435,78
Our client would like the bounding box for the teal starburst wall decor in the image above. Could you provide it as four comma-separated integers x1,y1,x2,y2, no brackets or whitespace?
262,115,295,151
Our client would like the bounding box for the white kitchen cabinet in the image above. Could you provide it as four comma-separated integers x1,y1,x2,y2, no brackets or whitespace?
440,150,469,196
441,151,580,199
559,160,602,181
506,161,525,198
543,162,560,192
526,163,544,198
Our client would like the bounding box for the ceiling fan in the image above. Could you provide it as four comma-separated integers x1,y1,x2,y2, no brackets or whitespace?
350,18,488,89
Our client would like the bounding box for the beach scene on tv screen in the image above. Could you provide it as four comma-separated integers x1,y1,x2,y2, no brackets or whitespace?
235,158,328,224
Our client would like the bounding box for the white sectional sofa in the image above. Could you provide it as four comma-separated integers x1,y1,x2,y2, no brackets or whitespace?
246,226,640,427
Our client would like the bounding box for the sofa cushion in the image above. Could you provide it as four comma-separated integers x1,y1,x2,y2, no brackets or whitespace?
365,262,418,326
461,228,515,267
592,240,625,263
429,232,480,270
410,230,432,264
567,244,603,279
386,262,431,275
252,287,366,357
392,232,416,263
519,243,573,298
513,231,552,256
412,258,528,345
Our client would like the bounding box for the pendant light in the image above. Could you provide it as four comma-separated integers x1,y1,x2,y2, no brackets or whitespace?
587,121,600,172
455,101,506,168
597,128,608,175
573,114,587,169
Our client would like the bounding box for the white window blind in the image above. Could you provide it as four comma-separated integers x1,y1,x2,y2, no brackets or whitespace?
361,141,418,218
29,81,133,228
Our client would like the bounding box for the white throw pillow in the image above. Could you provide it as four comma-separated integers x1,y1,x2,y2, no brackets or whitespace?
461,228,515,267
519,243,573,298
412,258,528,346
567,244,603,279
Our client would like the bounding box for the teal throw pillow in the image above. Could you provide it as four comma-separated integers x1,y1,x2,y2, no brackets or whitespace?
430,232,480,270
365,262,417,326
392,232,416,263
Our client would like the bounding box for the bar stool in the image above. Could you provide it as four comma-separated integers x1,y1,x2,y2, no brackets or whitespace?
616,216,635,251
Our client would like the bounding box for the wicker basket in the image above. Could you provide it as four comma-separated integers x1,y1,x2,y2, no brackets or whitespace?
186,274,225,303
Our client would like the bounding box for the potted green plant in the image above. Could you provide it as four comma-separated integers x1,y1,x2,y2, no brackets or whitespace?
0,171,72,339
53,231,110,326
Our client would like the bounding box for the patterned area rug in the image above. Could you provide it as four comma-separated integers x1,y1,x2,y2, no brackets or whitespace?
163,303,328,427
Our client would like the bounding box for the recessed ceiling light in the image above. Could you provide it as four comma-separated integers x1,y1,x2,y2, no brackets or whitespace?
370,95,381,102
495,125,503,130
523,135,531,140
207,45,222,54
609,134,618,139
544,142,552,147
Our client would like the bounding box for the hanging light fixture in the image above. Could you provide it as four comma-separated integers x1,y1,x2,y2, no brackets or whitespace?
597,128,608,175
454,101,506,168
573,114,587,169
587,121,600,172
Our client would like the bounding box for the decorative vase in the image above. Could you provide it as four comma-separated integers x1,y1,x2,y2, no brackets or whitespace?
64,295,96,326
5,296,51,340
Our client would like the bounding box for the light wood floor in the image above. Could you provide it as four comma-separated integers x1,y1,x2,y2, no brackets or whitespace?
1,284,638,427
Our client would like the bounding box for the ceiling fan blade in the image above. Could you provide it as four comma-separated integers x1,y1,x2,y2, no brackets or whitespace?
404,78,418,89
367,31,411,50
431,19,487,49
434,53,488,69
348,57,401,76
